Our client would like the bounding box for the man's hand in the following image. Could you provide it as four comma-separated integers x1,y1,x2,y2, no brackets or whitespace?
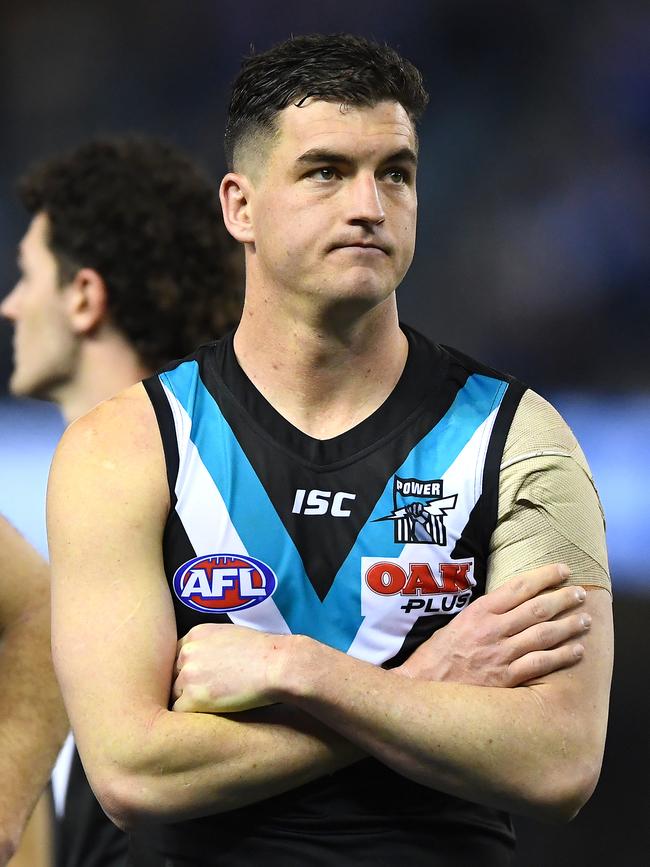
172,623,287,713
397,563,590,686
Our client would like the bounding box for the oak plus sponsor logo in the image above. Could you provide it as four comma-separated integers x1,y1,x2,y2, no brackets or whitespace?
374,476,458,545
362,557,476,615
173,554,277,614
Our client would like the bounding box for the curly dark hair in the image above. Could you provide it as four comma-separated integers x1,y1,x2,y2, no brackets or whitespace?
224,33,429,170
18,137,242,370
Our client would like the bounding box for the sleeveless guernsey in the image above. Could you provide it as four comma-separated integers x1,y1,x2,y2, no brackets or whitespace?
138,325,526,866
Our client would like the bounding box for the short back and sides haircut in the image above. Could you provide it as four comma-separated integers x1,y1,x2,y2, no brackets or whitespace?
18,137,242,370
224,33,429,170
19,36,424,369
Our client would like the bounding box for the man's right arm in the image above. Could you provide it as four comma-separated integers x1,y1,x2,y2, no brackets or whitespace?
48,385,362,829
47,383,588,830
0,517,68,864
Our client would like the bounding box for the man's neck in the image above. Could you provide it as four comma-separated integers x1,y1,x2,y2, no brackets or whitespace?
56,339,150,425
233,293,408,440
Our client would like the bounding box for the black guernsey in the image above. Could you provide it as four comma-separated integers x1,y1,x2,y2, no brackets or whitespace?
137,325,526,866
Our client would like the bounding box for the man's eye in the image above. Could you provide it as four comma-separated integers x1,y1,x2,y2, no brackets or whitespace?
314,167,336,181
386,169,407,184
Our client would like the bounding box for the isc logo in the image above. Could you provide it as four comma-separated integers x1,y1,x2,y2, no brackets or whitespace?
292,489,356,517
173,553,277,614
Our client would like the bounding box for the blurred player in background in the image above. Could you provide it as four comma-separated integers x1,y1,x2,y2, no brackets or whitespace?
48,36,612,865
0,516,66,866
1,136,242,866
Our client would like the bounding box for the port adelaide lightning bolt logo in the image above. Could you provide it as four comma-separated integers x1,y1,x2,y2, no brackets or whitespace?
375,476,458,545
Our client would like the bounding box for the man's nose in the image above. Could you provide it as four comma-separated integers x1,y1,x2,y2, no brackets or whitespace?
0,286,18,321
347,173,385,225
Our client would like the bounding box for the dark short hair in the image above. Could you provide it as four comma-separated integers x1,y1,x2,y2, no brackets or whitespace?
224,33,428,169
18,137,242,370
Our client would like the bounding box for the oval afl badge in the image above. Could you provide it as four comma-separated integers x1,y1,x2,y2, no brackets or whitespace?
172,553,277,613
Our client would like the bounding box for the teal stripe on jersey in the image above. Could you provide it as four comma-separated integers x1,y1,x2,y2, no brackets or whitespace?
161,362,332,642
325,374,508,629
161,364,507,652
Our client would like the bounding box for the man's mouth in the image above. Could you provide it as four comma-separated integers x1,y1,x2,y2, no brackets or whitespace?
331,241,389,254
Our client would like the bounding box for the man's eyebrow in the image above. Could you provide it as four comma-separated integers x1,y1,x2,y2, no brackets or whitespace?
295,149,352,166
382,147,418,166
295,147,418,166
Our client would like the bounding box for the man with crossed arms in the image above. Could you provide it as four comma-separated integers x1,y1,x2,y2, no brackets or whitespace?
48,34,612,867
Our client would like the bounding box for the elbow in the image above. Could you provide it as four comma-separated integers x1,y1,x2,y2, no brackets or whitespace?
91,763,237,830
520,754,603,824
92,774,142,832
559,757,603,823
76,711,179,830
92,769,165,832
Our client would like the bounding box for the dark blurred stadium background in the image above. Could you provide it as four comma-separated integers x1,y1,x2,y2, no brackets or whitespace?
1,1,648,863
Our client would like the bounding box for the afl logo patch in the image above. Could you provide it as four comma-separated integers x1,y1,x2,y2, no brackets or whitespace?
173,554,277,614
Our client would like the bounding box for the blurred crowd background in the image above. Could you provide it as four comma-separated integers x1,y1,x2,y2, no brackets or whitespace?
0,1,648,864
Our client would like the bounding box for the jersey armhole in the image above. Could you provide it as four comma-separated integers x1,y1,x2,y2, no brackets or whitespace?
142,376,180,510
479,380,528,554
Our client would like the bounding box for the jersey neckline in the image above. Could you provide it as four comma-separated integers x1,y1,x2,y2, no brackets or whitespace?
205,325,450,469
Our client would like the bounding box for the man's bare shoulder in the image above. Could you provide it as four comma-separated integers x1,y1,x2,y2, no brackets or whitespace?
49,383,168,526
55,383,160,466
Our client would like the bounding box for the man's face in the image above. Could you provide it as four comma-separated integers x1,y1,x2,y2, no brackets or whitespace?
1,212,79,399
246,99,418,310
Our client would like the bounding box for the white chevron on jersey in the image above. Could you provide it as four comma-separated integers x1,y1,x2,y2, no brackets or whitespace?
161,382,291,636
162,383,500,664
347,404,500,664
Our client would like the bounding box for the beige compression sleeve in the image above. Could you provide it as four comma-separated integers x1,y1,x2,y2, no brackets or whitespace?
487,389,611,593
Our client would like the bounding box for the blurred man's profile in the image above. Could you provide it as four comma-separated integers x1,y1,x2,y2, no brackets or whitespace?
1,135,242,867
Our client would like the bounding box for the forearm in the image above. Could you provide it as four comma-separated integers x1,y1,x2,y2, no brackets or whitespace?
0,603,68,858
89,702,361,829
277,635,599,821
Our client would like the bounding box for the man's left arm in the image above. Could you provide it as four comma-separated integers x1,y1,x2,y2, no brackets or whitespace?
174,587,611,823
0,517,68,864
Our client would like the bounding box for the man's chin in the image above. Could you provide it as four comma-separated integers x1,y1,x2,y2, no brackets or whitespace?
333,273,396,305
8,374,53,403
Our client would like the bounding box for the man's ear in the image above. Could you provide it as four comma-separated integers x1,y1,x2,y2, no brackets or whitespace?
66,268,109,335
220,172,255,245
